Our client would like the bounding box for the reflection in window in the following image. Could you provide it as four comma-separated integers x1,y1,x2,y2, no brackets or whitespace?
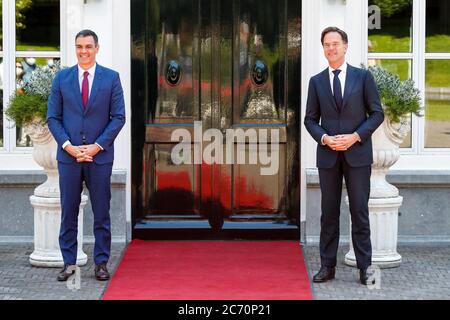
16,0,60,51
15,57,60,148
368,0,413,53
426,0,450,53
369,59,413,148
425,60,450,148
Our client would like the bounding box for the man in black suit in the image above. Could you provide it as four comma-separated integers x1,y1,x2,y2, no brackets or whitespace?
304,27,384,285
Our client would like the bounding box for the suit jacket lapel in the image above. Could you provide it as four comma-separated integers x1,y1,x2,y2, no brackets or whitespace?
321,69,339,112
71,66,84,111
342,64,357,110
84,64,102,115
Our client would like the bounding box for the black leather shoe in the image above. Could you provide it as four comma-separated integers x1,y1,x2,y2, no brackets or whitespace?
95,263,110,281
359,268,375,285
57,264,76,282
313,266,336,283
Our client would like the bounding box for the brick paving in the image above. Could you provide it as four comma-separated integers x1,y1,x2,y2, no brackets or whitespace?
303,243,450,300
1,242,449,300
0,243,126,300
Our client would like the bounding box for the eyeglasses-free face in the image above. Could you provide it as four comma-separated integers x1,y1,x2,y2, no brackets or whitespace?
322,32,348,67
75,36,99,70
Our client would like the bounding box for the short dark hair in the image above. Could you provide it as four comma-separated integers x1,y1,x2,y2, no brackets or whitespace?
321,27,348,45
75,29,99,46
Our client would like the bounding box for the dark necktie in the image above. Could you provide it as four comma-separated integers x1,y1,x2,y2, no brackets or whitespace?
332,69,343,112
81,71,89,109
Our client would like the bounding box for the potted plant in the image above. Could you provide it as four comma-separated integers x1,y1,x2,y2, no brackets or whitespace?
6,61,62,197
345,65,422,269
5,61,88,267
366,64,422,198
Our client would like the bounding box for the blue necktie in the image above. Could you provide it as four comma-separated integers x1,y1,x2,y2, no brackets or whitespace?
333,69,343,112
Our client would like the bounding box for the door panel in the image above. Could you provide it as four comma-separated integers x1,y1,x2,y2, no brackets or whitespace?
153,0,199,122
131,0,301,238
221,0,292,223
234,0,285,124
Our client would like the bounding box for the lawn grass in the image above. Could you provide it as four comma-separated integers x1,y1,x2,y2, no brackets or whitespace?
16,44,59,66
369,35,450,87
16,44,59,51
426,60,450,88
426,99,450,121
369,35,411,53
372,59,411,80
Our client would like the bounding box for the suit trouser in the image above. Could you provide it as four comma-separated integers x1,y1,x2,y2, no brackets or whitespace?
58,161,113,265
318,152,372,270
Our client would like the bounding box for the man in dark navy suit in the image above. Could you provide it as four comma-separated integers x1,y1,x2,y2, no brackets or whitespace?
47,30,125,281
304,27,384,285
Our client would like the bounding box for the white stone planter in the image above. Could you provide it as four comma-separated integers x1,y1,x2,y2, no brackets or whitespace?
26,123,88,267
345,116,409,268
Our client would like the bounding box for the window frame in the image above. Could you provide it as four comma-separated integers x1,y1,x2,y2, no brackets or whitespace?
367,0,450,155
1,0,62,153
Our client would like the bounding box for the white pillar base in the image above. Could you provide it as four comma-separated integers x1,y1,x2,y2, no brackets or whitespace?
344,196,403,269
344,250,402,269
29,195,89,268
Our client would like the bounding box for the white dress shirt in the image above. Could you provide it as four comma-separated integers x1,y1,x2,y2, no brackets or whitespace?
62,63,103,151
329,62,347,97
78,63,96,97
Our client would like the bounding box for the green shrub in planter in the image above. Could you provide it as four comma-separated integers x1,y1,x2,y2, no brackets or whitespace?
364,64,423,123
6,61,62,127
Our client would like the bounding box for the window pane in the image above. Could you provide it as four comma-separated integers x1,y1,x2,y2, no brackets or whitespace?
15,57,60,148
425,60,450,148
368,0,413,53
368,59,412,80
426,0,450,53
16,0,60,51
368,59,413,148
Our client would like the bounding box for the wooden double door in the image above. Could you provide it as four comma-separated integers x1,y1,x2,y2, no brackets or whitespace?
131,0,302,239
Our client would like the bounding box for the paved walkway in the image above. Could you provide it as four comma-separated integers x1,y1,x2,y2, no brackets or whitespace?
1,242,449,300
303,243,450,300
0,243,126,300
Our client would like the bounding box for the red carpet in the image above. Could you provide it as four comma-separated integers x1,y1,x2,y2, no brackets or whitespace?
102,240,313,300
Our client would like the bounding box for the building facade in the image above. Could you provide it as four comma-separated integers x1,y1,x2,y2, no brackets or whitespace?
1,0,449,243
